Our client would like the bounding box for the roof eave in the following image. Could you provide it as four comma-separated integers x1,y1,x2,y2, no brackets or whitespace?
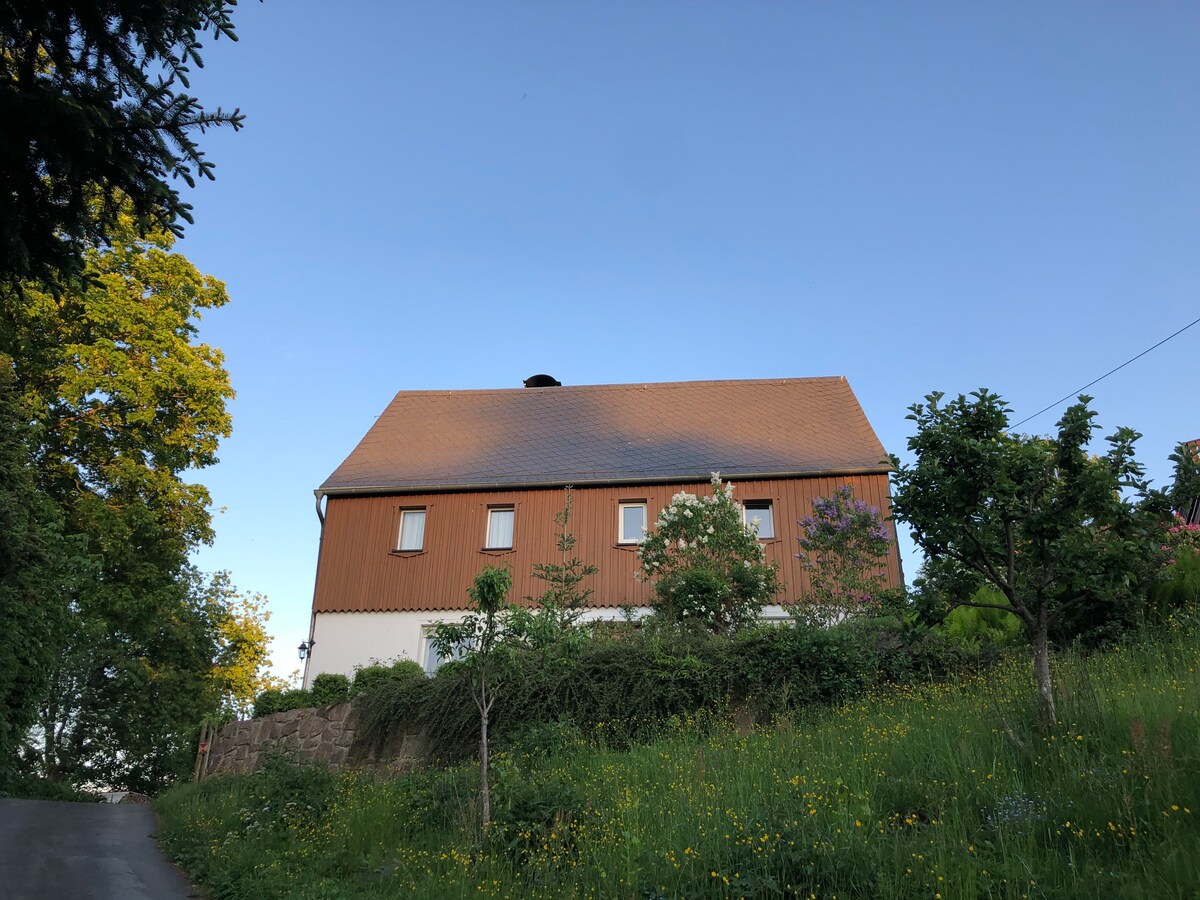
315,463,895,498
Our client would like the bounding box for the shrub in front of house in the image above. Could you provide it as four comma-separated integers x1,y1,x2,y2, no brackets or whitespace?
309,672,351,706
251,687,314,718
353,614,990,760
348,659,424,699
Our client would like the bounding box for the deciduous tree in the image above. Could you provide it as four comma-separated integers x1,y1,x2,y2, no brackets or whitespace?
890,390,1171,726
1,211,237,789
0,356,78,782
431,566,531,837
208,574,284,720
793,485,891,621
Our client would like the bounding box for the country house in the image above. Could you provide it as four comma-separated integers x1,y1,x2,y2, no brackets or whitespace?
301,376,902,686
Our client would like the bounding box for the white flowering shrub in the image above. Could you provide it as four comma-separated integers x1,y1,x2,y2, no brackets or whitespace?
637,474,781,634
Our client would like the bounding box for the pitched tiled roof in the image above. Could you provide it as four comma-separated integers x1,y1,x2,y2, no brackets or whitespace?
319,377,890,494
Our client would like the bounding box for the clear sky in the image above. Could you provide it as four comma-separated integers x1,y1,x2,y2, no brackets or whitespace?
176,1,1200,679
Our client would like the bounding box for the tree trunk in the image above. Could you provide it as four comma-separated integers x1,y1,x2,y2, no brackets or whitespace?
479,677,491,836
1031,613,1057,728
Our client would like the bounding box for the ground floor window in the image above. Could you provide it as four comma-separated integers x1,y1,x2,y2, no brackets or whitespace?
422,628,472,675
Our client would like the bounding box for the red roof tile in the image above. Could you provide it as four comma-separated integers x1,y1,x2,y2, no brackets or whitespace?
319,377,890,494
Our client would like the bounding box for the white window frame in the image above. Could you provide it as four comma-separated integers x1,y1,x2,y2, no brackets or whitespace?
618,501,647,544
422,627,471,675
743,501,775,540
485,506,515,549
396,508,426,551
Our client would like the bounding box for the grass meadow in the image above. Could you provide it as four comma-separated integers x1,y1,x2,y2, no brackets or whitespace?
157,622,1200,899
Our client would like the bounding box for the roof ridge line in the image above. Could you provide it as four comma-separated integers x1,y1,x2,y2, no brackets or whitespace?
387,375,848,398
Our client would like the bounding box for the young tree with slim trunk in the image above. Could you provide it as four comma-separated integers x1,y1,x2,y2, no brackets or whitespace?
431,566,528,837
890,390,1171,727
525,486,597,632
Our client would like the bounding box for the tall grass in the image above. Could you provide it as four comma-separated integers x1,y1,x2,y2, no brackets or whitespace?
157,622,1200,899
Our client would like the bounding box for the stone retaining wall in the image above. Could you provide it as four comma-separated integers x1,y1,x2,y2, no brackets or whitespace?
202,701,426,778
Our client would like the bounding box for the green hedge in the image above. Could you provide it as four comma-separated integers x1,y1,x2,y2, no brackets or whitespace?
251,659,426,719
251,688,315,718
354,616,985,761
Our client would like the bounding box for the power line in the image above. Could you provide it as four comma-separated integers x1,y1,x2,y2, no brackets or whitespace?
1011,314,1200,429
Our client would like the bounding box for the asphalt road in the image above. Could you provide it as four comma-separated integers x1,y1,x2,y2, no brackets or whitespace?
0,798,197,899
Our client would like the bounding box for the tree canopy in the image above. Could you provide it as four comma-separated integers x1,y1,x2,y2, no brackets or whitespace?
0,210,257,791
0,0,247,281
890,390,1173,725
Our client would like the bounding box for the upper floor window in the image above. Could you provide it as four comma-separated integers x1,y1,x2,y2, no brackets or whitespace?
743,501,774,539
618,501,647,544
486,507,515,549
397,509,426,551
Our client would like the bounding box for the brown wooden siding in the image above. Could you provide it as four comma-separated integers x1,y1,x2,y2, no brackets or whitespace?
312,475,902,613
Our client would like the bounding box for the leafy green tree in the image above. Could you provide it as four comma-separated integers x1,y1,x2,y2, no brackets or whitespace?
38,566,227,791
525,487,597,632
431,566,531,836
890,390,1171,726
208,574,285,720
1,211,236,789
0,355,79,782
637,474,780,634
0,1,248,281
1168,441,1200,522
793,485,891,621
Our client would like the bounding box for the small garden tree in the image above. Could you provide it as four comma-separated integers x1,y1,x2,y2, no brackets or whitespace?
793,485,891,622
890,390,1173,726
638,474,780,634
430,566,530,836
525,487,597,632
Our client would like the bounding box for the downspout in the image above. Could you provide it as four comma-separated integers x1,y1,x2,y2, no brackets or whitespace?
302,490,327,688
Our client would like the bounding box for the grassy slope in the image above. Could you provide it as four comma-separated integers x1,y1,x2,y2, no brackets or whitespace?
157,625,1200,900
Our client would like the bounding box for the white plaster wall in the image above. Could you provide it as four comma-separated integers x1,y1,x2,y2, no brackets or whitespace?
304,604,795,688
304,610,468,687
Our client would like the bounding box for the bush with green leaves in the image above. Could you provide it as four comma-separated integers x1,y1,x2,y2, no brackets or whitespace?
355,615,988,763
251,687,314,719
637,474,780,634
940,587,1025,649
309,673,351,707
793,484,891,621
349,659,424,698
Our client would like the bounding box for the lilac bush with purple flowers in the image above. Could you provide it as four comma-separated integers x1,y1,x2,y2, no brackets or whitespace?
793,485,891,620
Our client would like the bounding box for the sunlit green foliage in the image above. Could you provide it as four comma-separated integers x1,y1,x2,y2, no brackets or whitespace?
0,211,244,791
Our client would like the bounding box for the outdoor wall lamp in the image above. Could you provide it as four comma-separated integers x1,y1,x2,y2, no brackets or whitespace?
298,639,315,660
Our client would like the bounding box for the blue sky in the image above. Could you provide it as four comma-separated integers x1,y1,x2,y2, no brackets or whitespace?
177,2,1200,678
